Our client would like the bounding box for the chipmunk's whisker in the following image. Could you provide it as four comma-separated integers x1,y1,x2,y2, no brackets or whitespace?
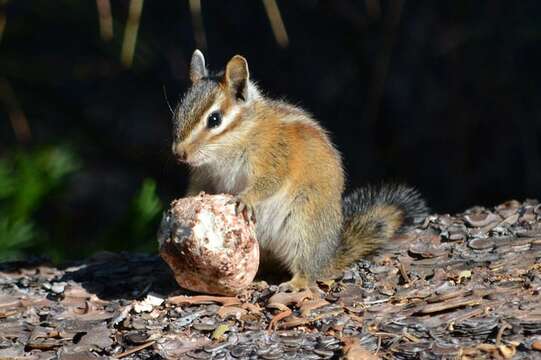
163,85,174,115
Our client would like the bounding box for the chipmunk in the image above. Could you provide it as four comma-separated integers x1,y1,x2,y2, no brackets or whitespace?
171,50,428,291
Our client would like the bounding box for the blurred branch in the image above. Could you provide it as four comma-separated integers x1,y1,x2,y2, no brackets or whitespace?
262,0,289,48
0,0,7,45
121,0,144,67
0,12,5,45
96,0,114,42
0,78,31,144
189,0,206,50
364,0,403,127
365,0,381,21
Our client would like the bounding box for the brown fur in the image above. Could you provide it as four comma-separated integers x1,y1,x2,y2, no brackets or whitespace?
174,51,419,290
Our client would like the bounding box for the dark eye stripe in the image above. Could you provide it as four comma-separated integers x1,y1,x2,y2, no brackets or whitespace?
176,81,219,140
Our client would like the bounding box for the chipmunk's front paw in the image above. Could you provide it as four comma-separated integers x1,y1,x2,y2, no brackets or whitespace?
278,274,310,293
228,196,256,223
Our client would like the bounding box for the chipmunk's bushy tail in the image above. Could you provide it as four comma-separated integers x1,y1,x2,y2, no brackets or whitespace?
326,184,428,276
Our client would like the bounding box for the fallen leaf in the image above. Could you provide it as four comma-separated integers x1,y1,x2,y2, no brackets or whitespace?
457,270,472,283
211,324,229,340
77,323,113,350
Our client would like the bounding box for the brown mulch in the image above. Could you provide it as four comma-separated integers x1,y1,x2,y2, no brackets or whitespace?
1,200,541,359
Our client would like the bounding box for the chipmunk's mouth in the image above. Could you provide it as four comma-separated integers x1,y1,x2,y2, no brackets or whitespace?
178,153,206,167
174,150,200,167
175,156,189,165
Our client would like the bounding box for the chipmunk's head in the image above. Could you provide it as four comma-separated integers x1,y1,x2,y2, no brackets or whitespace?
172,50,258,167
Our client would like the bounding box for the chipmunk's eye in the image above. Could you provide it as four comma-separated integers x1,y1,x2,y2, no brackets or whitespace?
207,111,222,128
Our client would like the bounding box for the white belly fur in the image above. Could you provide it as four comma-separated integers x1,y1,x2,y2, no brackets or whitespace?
208,158,296,266
255,188,297,267
209,155,247,194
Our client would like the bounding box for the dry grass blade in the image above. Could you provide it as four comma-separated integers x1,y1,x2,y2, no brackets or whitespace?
121,0,144,67
189,0,206,50
262,0,289,48
96,0,114,41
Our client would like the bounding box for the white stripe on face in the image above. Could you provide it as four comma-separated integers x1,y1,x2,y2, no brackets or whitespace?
183,94,240,144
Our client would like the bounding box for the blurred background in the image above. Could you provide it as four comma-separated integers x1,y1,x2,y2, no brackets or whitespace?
0,0,540,262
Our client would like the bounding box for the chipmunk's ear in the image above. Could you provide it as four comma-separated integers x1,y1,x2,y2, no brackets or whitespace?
190,49,208,83
225,55,249,101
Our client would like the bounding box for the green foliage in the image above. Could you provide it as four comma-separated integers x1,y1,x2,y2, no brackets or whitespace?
10,147,79,221
132,179,163,233
0,146,80,261
0,160,15,200
0,219,34,261
129,178,164,250
100,178,163,254
0,147,165,262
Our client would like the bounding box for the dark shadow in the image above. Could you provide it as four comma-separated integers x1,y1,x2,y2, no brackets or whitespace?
56,252,294,300
56,252,187,301
0,256,52,273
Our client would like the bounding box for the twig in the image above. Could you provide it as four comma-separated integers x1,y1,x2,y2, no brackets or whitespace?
0,310,20,319
369,331,401,338
268,307,292,331
495,321,511,346
114,340,155,359
402,328,421,343
362,298,391,305
168,294,241,306
375,334,382,354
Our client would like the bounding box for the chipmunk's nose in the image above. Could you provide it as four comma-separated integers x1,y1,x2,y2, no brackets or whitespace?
173,143,188,163
178,150,187,162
